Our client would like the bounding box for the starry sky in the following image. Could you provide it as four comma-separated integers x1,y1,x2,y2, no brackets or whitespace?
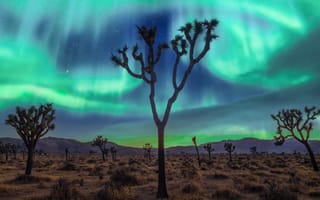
0,0,320,147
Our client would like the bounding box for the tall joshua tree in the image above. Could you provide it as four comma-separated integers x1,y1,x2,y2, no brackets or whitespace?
5,104,55,176
92,135,108,161
271,106,320,171
111,19,218,198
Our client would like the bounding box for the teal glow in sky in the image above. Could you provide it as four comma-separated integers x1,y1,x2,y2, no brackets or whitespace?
0,1,320,146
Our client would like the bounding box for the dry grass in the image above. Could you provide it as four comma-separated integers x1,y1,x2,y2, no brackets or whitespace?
0,153,319,199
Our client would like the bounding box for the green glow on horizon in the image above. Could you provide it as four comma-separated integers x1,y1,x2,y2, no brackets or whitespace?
1,0,320,146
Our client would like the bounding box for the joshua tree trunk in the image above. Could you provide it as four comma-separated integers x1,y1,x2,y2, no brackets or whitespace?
229,152,232,162
303,142,319,171
156,125,168,198
194,145,201,166
208,150,211,160
25,147,34,175
101,148,105,162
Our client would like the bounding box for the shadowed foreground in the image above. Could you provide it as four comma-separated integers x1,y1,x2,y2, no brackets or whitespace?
0,153,319,200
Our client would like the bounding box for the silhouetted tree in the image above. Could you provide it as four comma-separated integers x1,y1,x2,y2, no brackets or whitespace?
250,146,257,155
224,142,235,162
203,143,214,160
143,143,152,161
111,19,218,198
65,147,69,161
92,136,108,161
271,106,320,171
110,146,117,161
192,136,201,166
0,142,4,160
5,104,55,175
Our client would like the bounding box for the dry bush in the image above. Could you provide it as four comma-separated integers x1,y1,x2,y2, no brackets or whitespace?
109,168,139,188
96,184,132,200
207,171,229,180
212,188,242,200
87,159,97,164
308,188,320,198
47,178,82,200
58,162,77,171
0,184,17,197
8,174,51,184
259,180,297,200
181,183,200,194
88,165,103,177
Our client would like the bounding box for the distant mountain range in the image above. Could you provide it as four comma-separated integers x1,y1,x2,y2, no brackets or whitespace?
1,137,319,155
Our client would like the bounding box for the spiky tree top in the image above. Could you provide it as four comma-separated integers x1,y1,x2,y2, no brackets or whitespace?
143,143,152,151
92,136,108,149
111,19,218,126
5,104,55,149
271,106,320,145
224,142,235,153
203,143,214,152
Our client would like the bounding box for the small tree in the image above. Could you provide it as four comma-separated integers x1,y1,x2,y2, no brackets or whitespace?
92,136,108,161
203,143,214,160
111,19,218,198
271,106,320,171
224,142,235,162
250,146,257,155
143,143,152,161
0,142,4,160
110,146,117,161
5,104,55,175
65,147,69,161
192,136,201,166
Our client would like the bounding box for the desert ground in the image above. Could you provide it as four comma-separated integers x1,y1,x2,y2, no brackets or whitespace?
0,153,319,200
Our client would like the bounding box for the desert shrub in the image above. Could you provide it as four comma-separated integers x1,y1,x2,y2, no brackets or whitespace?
87,159,97,164
96,184,132,200
308,188,320,197
181,183,199,194
8,174,51,184
212,188,241,200
0,184,16,197
260,180,297,200
88,165,103,177
47,178,81,200
241,182,264,193
180,158,198,178
207,172,229,180
109,168,139,188
59,162,77,171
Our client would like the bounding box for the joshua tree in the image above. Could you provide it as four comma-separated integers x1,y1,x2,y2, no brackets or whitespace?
203,143,214,160
224,142,235,162
5,104,55,175
4,143,10,161
271,106,320,171
111,19,218,198
250,146,257,155
65,147,69,161
110,146,117,161
143,143,152,161
192,136,201,166
0,142,3,160
92,135,108,161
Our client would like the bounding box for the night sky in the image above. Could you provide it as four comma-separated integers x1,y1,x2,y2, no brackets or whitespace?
0,1,320,147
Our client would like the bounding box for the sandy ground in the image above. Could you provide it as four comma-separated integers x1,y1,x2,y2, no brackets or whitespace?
0,153,319,200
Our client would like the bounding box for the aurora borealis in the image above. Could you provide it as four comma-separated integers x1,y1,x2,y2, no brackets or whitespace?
0,1,320,147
